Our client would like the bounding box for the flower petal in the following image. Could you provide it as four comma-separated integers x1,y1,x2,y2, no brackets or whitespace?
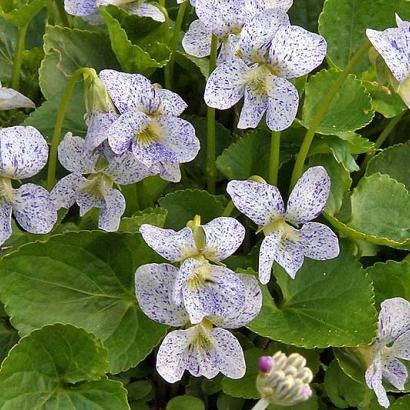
64,0,97,16
177,258,246,324
378,297,410,345
182,19,212,58
84,110,118,152
286,166,330,224
150,161,182,183
227,180,285,226
98,188,125,232
391,330,410,360
139,224,196,262
51,173,86,209
0,203,13,245
365,359,390,409
157,89,188,117
366,27,410,83
265,75,299,132
211,328,246,378
202,217,246,261
300,222,339,261
107,111,150,155
0,87,35,111
270,25,327,79
13,184,57,234
0,126,48,179
259,231,304,282
237,86,268,129
214,273,262,328
77,188,104,217
135,263,189,327
204,58,249,110
382,357,408,390
58,133,97,174
263,0,293,11
156,329,190,383
128,2,165,22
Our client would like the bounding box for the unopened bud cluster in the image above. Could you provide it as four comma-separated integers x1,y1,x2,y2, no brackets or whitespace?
256,351,313,407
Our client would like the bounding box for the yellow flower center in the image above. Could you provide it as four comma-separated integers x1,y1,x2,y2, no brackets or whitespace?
80,173,113,199
0,177,15,204
243,64,281,96
262,217,300,242
186,261,216,290
134,120,162,147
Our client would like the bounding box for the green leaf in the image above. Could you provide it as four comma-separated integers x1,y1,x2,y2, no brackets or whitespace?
176,50,210,79
0,324,129,409
367,260,410,307
39,26,119,99
1,0,45,27
126,380,153,401
100,6,170,75
302,69,374,135
217,131,296,181
217,393,245,410
333,347,368,385
158,189,225,230
119,207,168,233
247,247,377,348
166,395,205,410
319,0,410,70
0,15,16,82
268,395,318,410
0,318,18,363
289,0,324,33
0,231,168,373
392,396,410,409
366,141,410,190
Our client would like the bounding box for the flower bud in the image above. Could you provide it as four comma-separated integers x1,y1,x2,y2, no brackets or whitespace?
256,351,313,407
83,71,115,115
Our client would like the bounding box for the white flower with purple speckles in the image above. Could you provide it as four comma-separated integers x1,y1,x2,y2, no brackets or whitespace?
227,166,339,282
182,0,292,63
98,70,199,183
0,81,35,111
51,133,153,232
0,126,57,244
64,0,165,23
205,10,327,131
140,216,247,323
366,297,410,408
366,15,410,109
135,262,262,382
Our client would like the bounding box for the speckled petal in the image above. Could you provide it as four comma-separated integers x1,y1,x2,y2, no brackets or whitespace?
99,69,154,113
378,298,410,345
239,9,290,63
270,25,327,79
227,180,285,226
202,217,245,261
366,27,410,83
98,188,125,232
182,19,213,58
391,330,410,360
107,111,150,155
0,202,13,245
58,133,97,174
214,273,262,328
157,89,188,116
64,0,97,16
77,188,104,217
186,341,220,379
150,161,182,183
128,2,165,22
238,86,268,129
84,110,118,152
365,359,390,409
212,328,246,378
135,263,189,326
139,224,196,262
382,357,408,390
204,58,249,109
177,258,246,324
0,87,35,111
156,329,190,383
263,0,293,11
300,222,339,261
218,34,240,63
286,166,330,224
265,75,299,132
13,184,57,234
50,173,86,209
0,126,48,179
259,231,304,282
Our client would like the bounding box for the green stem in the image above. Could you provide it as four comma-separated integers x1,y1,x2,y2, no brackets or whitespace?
159,0,165,7
222,200,235,217
11,24,29,91
47,68,95,190
290,41,371,189
268,131,281,186
55,0,70,27
47,0,54,25
207,35,219,193
164,0,188,89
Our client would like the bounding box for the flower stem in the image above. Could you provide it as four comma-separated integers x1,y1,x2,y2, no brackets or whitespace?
47,68,96,190
164,0,188,89
11,23,29,91
290,41,371,190
55,0,70,27
222,200,235,217
251,398,270,410
268,131,281,185
159,0,165,7
207,34,218,193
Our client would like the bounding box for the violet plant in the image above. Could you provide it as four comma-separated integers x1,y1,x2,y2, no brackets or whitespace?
0,1,409,409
